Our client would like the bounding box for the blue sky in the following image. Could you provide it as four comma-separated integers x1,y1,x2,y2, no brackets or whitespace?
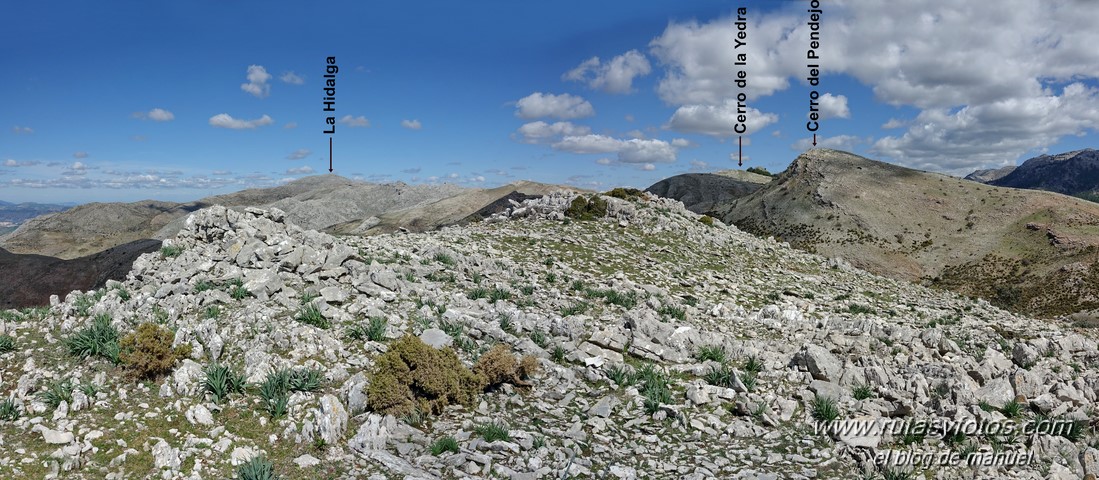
3,0,1099,203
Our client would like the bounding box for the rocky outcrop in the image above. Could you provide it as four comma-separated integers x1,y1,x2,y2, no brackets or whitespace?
1,191,1097,478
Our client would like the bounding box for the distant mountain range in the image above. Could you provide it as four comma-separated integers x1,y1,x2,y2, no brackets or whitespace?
652,149,1099,318
966,149,1099,201
0,201,71,226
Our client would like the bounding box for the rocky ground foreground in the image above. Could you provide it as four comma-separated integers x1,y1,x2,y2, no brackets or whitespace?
1,190,1098,479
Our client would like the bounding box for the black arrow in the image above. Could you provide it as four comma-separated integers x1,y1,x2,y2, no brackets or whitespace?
328,137,334,172
812,133,817,147
738,136,743,167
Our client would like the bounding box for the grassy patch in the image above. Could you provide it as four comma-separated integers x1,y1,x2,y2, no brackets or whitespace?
66,314,120,363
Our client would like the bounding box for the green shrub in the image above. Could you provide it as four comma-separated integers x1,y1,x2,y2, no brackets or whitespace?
564,195,608,221
474,420,511,442
846,304,875,315
430,436,460,455
0,398,20,421
119,322,191,379
746,166,773,177
366,335,485,417
203,363,246,403
467,287,490,300
66,314,120,363
258,372,290,418
740,372,758,391
236,455,279,480
699,215,715,227
604,187,644,201
204,305,221,319
160,245,184,258
0,335,14,354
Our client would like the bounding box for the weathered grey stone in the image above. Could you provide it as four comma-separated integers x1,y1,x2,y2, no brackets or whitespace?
314,395,349,446
419,328,453,348
790,344,843,382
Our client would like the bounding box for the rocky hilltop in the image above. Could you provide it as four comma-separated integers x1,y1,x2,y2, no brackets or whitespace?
716,149,1099,318
0,190,1097,479
645,171,768,217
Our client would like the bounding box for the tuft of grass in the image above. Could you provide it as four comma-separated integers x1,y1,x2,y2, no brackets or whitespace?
204,305,221,319
489,287,512,304
38,378,73,410
194,280,216,293
703,363,735,389
1000,399,1024,418
0,335,14,354
852,382,876,401
203,363,246,404
115,287,131,301
0,398,21,421
295,304,329,329
228,278,251,300
532,436,546,449
695,345,727,363
498,316,515,334
810,395,841,423
740,372,758,392
349,316,389,342
430,436,460,455
551,345,567,363
559,301,589,317
467,287,490,300
434,253,456,267
605,364,635,387
236,455,279,480
258,370,291,418
474,420,511,442
742,355,764,375
66,314,120,363
658,304,686,321
529,329,548,348
160,245,184,259
846,304,875,315
520,285,536,296
636,363,672,414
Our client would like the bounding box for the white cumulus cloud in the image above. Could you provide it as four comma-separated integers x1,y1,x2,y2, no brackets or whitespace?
401,119,422,130
339,115,370,127
552,135,678,164
563,50,652,94
665,102,779,137
208,113,274,130
515,92,595,120
816,93,850,120
280,71,304,85
241,65,272,98
514,121,592,144
286,149,311,160
286,166,315,175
